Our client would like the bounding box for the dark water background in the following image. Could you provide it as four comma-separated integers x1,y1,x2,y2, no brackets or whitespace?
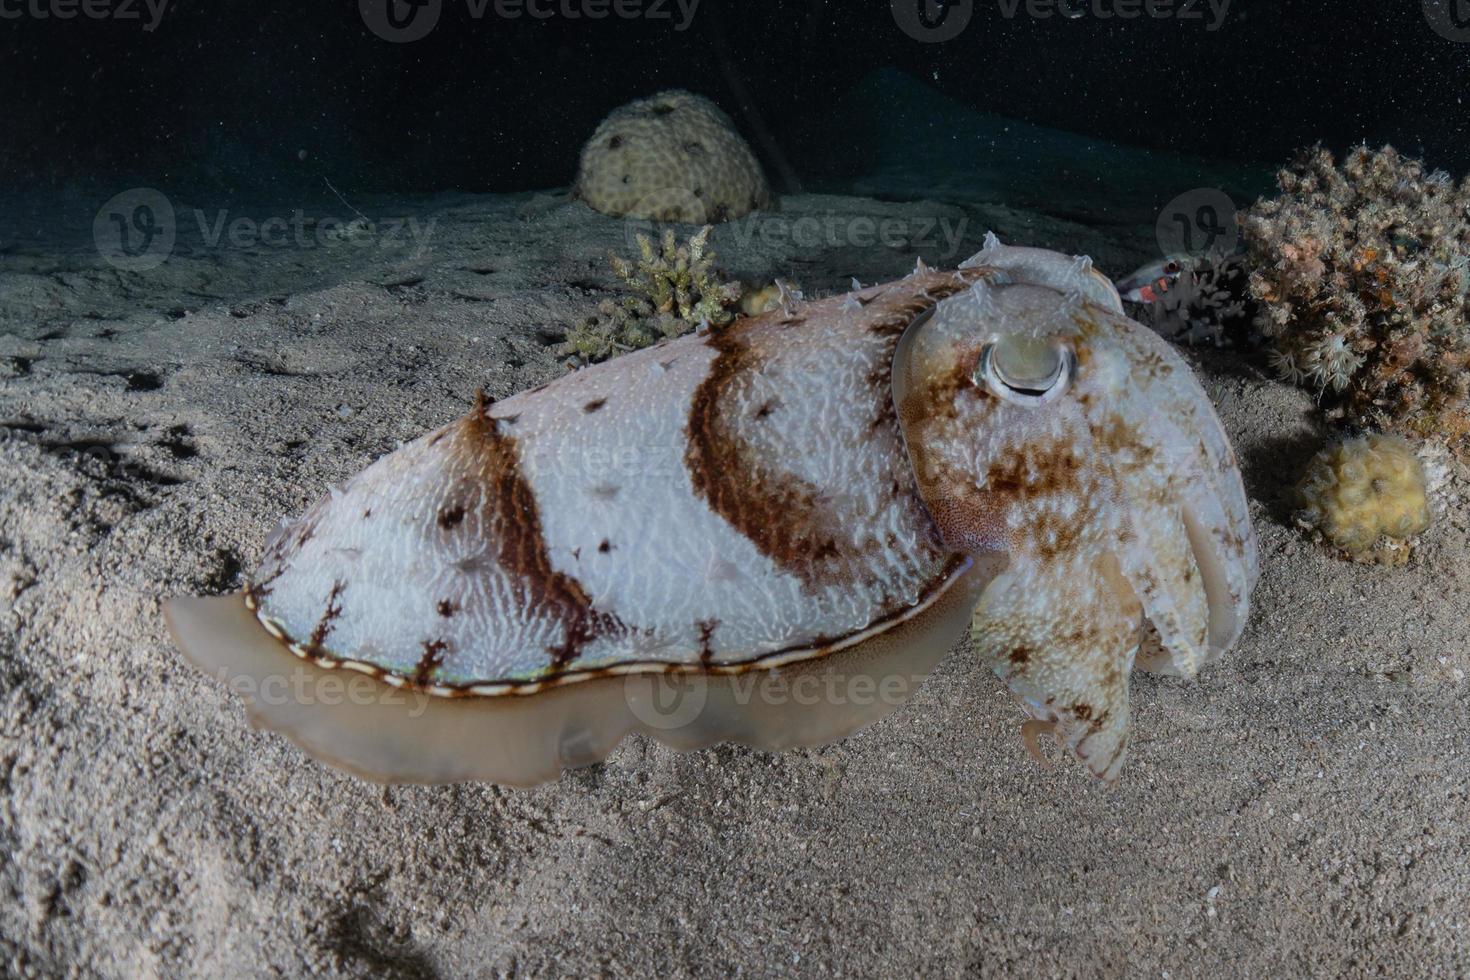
3,0,1468,198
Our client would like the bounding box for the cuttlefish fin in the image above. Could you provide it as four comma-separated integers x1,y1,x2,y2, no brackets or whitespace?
971,550,1141,781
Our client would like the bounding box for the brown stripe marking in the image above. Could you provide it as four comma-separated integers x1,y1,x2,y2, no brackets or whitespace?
684,322,848,587
451,397,622,673
865,270,989,337
414,638,449,684
696,618,719,664
251,492,336,599
683,272,979,588
309,580,346,649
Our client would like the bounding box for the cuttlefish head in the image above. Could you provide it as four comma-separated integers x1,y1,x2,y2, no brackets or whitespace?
892,239,1258,780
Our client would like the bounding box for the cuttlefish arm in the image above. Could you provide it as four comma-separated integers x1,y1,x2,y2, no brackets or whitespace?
897,238,1258,779
971,550,1143,780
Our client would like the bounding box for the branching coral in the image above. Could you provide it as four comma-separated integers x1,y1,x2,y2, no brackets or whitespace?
1242,145,1470,455
1129,251,1253,347
559,226,743,364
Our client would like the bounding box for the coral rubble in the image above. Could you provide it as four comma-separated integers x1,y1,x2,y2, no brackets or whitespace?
1241,145,1470,455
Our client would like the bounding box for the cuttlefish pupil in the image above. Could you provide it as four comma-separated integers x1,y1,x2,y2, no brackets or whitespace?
977,334,1075,405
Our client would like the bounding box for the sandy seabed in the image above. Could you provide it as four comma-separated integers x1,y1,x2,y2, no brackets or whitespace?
1,183,1468,978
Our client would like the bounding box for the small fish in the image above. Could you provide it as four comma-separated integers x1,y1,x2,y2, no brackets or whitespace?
1116,256,1188,304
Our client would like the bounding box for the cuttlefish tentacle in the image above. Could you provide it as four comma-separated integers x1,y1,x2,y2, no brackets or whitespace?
970,548,1142,781
894,238,1256,780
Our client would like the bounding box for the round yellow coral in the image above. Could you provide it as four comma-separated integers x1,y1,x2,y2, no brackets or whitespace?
1296,434,1431,561
573,90,771,223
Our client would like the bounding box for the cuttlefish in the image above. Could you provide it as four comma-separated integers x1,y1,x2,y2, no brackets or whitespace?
166,235,1258,785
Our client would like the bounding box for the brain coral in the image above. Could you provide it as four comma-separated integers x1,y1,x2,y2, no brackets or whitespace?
573,90,772,223
1296,433,1431,563
1242,145,1470,456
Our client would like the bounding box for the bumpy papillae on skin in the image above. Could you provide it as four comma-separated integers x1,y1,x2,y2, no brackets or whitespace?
896,250,1257,778
246,268,991,693
172,242,1257,784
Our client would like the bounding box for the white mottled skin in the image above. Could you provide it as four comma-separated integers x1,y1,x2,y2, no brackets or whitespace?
175,239,1258,781
251,271,972,687
961,232,1125,316
897,240,1258,777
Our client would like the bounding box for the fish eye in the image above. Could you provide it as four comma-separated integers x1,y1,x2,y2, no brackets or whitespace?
976,335,1075,406
1164,260,1181,275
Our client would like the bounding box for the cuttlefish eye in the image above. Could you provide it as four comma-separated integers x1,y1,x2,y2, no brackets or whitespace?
976,335,1075,406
